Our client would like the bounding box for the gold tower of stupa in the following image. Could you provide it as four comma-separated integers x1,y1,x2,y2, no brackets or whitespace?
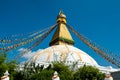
49,11,74,46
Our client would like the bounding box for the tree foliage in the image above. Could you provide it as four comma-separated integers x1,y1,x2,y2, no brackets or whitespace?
0,55,105,80
52,62,73,80
13,62,73,80
13,62,105,80
73,65,105,80
0,54,17,80
13,63,53,80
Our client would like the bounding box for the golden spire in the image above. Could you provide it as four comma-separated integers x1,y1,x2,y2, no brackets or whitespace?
57,10,66,24
49,10,74,46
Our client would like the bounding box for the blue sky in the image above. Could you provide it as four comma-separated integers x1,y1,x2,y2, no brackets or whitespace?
0,0,120,68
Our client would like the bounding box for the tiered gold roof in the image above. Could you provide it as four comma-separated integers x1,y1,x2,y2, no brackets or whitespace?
49,11,74,46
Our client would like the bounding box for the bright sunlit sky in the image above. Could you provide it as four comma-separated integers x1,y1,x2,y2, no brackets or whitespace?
0,0,120,68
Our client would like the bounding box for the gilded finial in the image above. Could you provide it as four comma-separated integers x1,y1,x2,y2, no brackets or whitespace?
57,10,66,23
59,10,63,15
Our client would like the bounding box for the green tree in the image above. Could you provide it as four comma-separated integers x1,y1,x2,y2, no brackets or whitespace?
7,61,17,80
0,54,8,76
73,65,105,80
13,62,74,80
13,63,52,80
13,62,105,80
29,69,54,80
0,54,17,80
52,62,73,80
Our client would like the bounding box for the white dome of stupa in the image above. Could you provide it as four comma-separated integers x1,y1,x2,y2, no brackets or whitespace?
31,45,98,67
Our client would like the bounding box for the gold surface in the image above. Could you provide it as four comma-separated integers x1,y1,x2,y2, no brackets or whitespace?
50,23,74,45
49,11,74,46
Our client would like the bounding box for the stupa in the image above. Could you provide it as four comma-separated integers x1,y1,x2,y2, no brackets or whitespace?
28,11,119,73
30,11,98,67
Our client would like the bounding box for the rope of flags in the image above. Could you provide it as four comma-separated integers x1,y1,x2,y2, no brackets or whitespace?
0,26,51,53
0,32,46,52
0,27,49,44
67,24,120,68
15,24,57,61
